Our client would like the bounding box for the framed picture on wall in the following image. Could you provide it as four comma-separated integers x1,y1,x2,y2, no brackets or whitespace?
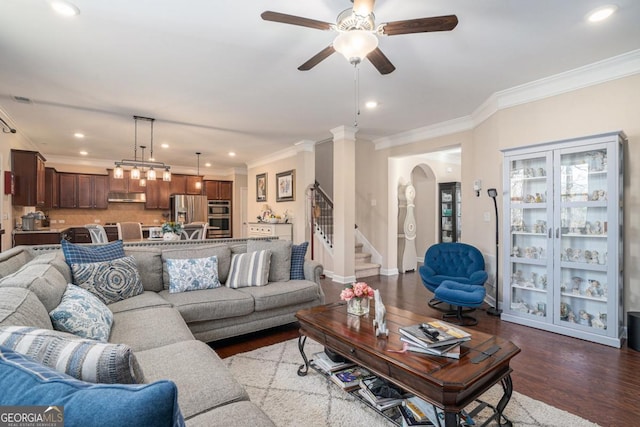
256,173,267,202
276,169,295,202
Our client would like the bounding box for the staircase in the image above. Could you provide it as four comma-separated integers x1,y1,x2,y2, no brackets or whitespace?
355,242,381,278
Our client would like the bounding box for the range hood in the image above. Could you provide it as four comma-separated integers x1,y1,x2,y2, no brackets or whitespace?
107,192,146,203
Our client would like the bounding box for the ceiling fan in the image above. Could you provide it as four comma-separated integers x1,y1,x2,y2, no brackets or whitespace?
261,0,458,75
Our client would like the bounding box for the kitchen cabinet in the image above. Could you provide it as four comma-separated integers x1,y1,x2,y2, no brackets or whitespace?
59,173,108,209
107,169,146,193
205,180,232,200
186,176,203,195
501,131,625,347
12,229,70,247
169,174,187,195
44,167,59,209
11,149,46,206
145,179,171,209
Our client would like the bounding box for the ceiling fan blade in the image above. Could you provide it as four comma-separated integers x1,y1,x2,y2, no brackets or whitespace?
367,47,395,75
380,15,458,36
261,11,333,31
298,45,336,71
352,0,376,15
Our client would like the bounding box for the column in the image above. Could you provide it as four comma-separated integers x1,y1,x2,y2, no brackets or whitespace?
331,125,357,284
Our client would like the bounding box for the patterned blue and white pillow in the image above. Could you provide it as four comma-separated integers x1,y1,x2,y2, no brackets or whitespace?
71,256,143,304
50,284,113,342
166,256,221,294
226,250,271,288
0,326,144,384
290,242,309,280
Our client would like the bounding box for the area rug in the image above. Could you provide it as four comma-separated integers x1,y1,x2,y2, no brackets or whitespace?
225,338,600,427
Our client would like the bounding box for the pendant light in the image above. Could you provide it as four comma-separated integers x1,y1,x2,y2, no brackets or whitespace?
138,146,147,187
195,152,202,191
113,116,171,181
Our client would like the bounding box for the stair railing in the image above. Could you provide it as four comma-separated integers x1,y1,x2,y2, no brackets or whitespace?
310,181,333,259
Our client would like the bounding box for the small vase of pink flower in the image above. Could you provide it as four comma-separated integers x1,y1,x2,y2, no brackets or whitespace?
340,282,374,316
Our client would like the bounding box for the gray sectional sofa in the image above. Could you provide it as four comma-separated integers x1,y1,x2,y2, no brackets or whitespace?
0,238,325,426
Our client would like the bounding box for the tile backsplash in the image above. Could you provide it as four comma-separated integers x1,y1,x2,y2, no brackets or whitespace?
46,204,170,226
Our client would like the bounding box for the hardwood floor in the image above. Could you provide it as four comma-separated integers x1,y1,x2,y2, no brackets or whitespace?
211,272,640,426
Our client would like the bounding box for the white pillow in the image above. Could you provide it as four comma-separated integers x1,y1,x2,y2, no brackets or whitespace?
49,284,113,342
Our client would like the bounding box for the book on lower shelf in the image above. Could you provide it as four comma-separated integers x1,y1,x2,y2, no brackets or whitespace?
404,396,444,427
398,404,434,426
398,320,471,348
358,377,406,410
330,366,374,391
399,337,466,359
311,351,355,373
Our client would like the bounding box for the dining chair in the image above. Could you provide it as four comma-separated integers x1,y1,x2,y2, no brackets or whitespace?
84,224,108,244
180,223,207,240
116,222,143,241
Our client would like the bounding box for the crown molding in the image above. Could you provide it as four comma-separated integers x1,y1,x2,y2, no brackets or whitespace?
375,49,640,150
246,139,316,169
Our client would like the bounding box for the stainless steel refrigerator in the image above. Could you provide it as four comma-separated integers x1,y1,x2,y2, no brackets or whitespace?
170,195,208,224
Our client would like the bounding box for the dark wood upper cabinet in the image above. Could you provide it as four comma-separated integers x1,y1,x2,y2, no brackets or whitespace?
107,169,146,193
58,173,77,208
59,173,108,209
44,167,59,209
186,176,203,195
145,179,170,210
169,174,187,195
205,180,232,200
11,149,46,206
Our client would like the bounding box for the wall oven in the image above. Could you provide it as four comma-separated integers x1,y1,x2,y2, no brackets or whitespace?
207,200,231,238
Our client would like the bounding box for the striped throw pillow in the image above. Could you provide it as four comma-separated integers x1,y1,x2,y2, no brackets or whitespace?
0,326,144,384
226,250,271,288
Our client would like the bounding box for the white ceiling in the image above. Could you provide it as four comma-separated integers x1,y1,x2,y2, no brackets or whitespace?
1,0,639,174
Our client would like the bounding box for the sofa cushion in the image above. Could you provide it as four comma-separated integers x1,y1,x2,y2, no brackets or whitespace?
247,239,292,282
0,287,52,329
226,250,271,288
107,291,172,314
290,242,309,280
162,244,231,290
21,251,73,284
0,326,144,384
50,284,114,342
166,256,221,294
124,247,164,292
71,256,143,304
0,247,33,278
0,346,184,427
237,280,322,312
135,340,248,420
61,239,126,267
0,263,68,313
159,287,255,323
109,307,194,352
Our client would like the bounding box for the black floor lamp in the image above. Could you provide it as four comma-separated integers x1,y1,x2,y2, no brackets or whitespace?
487,188,502,316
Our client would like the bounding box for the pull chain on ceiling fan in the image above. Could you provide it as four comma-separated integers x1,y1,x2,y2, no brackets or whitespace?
261,0,458,74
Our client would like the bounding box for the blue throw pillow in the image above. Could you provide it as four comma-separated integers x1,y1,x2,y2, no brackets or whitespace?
290,242,309,280
50,284,113,342
0,346,185,427
61,239,125,268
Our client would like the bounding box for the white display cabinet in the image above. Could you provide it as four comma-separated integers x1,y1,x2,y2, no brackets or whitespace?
501,131,625,347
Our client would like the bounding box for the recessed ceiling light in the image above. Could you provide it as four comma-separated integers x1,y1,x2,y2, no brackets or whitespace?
365,101,378,109
205,163,212,167
587,5,618,23
228,152,236,157
50,0,80,17
74,132,84,138
161,143,169,148
79,151,88,156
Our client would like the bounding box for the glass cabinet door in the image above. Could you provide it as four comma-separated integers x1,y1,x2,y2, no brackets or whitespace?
554,145,615,332
439,182,460,243
505,152,554,321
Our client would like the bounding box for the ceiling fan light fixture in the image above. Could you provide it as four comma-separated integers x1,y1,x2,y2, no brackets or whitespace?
333,30,378,64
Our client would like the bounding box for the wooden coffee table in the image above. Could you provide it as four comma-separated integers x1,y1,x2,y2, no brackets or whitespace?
296,302,521,427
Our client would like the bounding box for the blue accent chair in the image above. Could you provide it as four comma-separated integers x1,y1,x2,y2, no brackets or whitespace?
419,242,488,310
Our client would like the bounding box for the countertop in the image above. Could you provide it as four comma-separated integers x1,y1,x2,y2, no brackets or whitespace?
12,224,166,234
